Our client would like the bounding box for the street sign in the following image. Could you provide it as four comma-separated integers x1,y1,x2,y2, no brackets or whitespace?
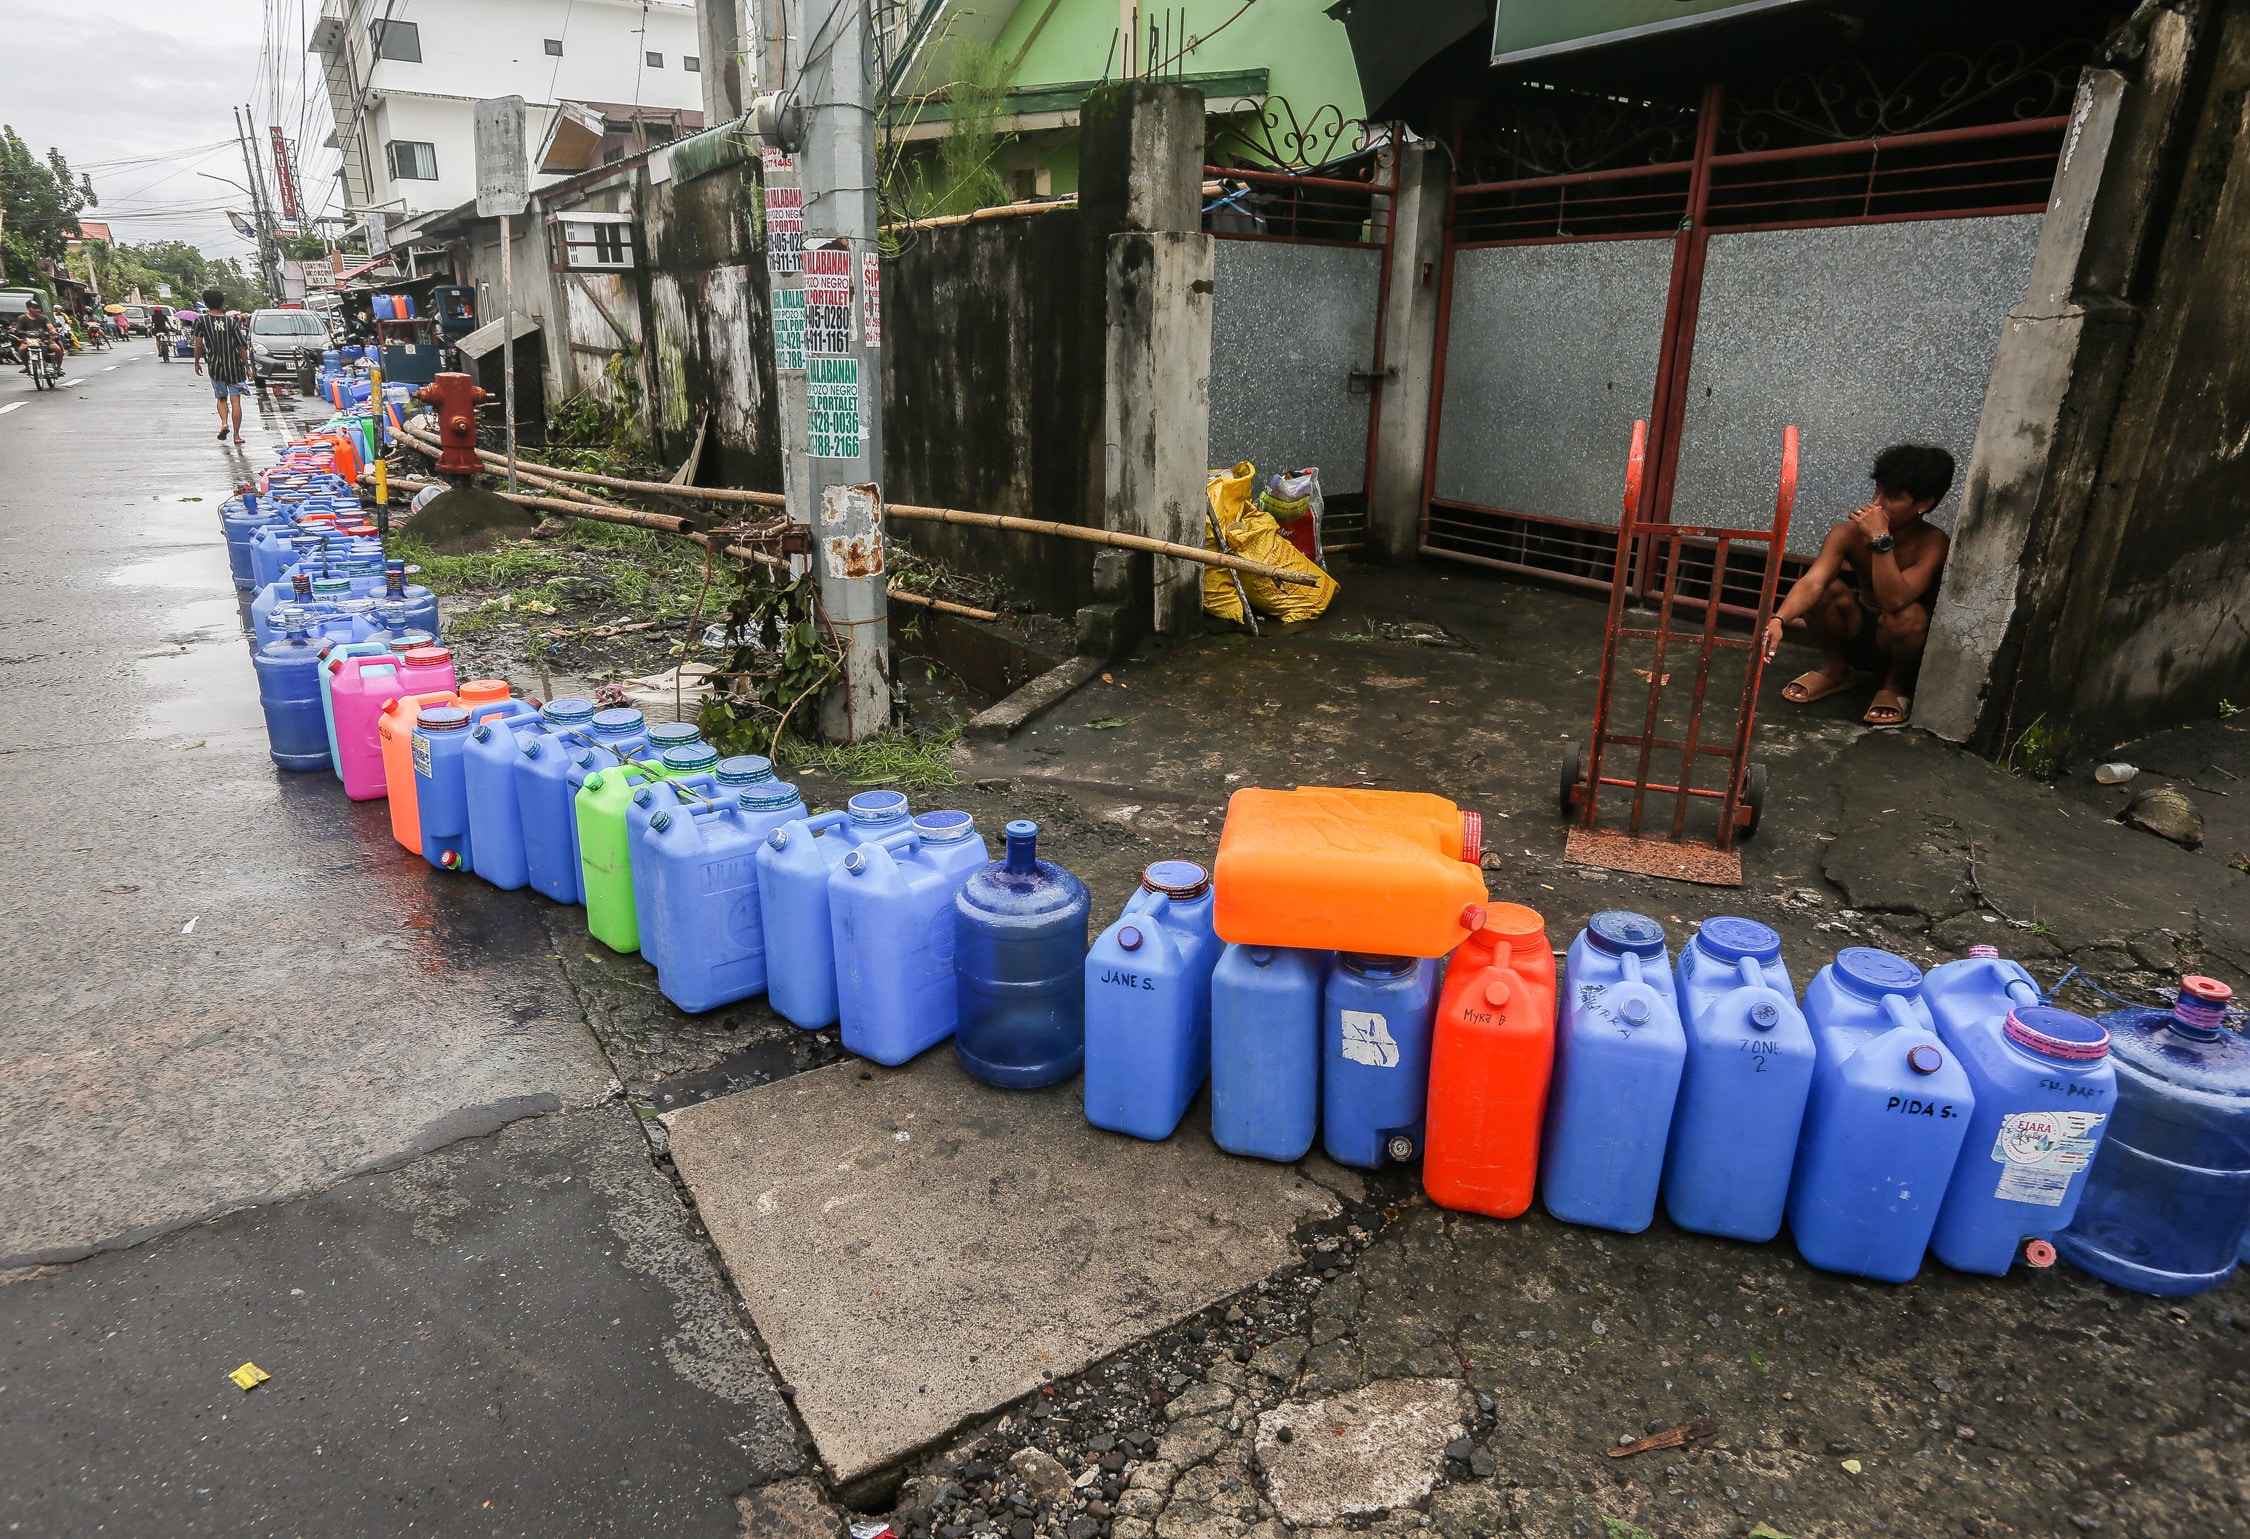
268,126,303,222
474,97,531,218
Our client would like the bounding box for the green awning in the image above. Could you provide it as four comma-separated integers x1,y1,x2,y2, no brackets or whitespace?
1490,0,1819,67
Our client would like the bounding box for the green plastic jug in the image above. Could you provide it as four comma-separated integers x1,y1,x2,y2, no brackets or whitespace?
578,759,672,954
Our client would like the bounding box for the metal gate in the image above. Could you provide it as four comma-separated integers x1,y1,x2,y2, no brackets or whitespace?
1203,125,1400,554
1420,47,2088,607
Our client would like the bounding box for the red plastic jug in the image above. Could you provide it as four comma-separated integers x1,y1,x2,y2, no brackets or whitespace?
1423,903,1557,1219
1212,787,1486,957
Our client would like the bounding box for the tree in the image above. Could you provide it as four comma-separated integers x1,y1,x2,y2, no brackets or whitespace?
0,124,96,289
89,239,258,311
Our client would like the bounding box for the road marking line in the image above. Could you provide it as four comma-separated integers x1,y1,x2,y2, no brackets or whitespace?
102,365,118,372
0,402,20,416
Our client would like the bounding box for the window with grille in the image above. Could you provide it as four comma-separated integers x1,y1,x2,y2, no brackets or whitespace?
385,140,437,181
551,214,636,271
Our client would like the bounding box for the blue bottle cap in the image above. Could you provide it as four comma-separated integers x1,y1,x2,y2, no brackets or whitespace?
1118,925,1143,951
1832,946,1924,999
1586,910,1667,957
842,848,871,874
662,744,720,774
718,754,775,786
543,697,595,725
591,708,645,737
913,810,977,843
648,722,701,751
1339,953,1416,977
472,723,492,743
850,789,910,826
1695,915,1781,965
1142,860,1210,900
650,811,673,833
741,780,801,811
419,706,470,732
633,788,654,807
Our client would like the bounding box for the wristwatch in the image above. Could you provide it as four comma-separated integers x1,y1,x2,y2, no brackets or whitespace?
1868,534,1897,554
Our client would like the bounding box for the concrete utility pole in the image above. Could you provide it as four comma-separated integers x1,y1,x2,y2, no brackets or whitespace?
233,106,281,302
792,0,889,741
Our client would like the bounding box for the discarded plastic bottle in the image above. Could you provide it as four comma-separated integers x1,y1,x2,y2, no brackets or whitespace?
833,811,989,1065
1540,912,1685,1232
1083,861,1224,1140
759,811,857,1029
1662,916,1814,1242
1210,944,1328,1162
1322,952,1440,1170
1423,903,1557,1220
515,698,599,903
1787,948,1974,1282
1929,1002,2116,1276
2058,978,2250,1295
1213,787,1487,957
954,821,1092,1089
645,779,808,1013
254,610,332,772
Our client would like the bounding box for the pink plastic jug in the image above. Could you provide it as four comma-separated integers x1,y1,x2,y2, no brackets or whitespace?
331,655,406,800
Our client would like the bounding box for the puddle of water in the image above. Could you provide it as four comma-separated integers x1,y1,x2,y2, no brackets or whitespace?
109,546,232,591
136,594,264,740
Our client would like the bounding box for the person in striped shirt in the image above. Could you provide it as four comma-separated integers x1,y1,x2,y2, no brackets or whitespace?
191,288,251,443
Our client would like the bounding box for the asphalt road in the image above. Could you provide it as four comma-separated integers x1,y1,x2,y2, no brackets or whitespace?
0,345,801,1535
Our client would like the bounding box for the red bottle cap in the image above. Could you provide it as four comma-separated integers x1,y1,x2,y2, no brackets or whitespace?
402,646,451,669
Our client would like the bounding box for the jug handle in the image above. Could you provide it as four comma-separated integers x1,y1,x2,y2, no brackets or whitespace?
1878,992,1926,1037
684,784,756,819
805,810,850,837
473,700,531,728
1738,956,1767,992
1621,952,1644,986
843,829,921,870
2004,976,2040,1007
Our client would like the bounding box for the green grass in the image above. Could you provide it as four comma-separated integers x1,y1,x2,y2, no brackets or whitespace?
391,532,575,596
779,726,962,789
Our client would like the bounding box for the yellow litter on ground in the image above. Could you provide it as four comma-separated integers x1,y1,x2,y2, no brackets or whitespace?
229,1362,271,1391
1202,463,1338,625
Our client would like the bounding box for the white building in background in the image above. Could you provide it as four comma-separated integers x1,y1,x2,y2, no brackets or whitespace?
310,0,706,225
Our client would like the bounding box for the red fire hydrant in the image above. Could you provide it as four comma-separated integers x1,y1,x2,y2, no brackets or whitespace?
413,372,488,474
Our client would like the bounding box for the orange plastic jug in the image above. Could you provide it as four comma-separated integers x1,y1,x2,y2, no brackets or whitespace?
1212,787,1486,956
1423,903,1557,1219
380,680,508,851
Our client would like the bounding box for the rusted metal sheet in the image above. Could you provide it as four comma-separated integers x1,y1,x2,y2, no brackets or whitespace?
821,482,884,579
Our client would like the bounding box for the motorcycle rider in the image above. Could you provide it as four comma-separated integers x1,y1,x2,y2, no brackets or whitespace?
11,298,64,376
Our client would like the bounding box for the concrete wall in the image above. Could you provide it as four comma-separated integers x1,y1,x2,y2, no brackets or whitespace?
1921,1,2250,757
879,208,1104,615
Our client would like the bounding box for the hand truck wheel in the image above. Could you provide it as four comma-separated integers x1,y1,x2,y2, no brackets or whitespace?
1559,740,1584,819
1740,762,1768,838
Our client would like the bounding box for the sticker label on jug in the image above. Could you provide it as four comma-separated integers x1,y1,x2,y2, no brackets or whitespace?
1990,1109,2106,1206
1339,1011,1400,1068
413,732,432,780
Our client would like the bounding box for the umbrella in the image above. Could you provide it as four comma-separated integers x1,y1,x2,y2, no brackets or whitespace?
104,303,127,313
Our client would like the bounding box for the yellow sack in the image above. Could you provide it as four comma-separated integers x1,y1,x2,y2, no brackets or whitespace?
1202,462,1339,624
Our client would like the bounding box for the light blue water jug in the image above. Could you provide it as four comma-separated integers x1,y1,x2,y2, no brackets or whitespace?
1210,944,1327,1161
954,821,1092,1089
625,748,732,964
1541,912,1685,1232
1929,998,2116,1276
1083,862,1222,1140
558,707,651,887
515,698,599,903
1662,916,1815,1242
463,704,561,890
647,721,703,754
1322,953,1439,1170
759,810,857,1029
255,609,331,772
416,698,536,874
1787,948,1975,1282
645,779,807,1013
833,811,988,1065
2058,977,2250,1294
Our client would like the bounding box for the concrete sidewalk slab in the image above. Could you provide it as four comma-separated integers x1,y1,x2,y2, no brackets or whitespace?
665,1052,1342,1485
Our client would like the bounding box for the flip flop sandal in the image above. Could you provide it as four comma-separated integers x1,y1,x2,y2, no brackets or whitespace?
1864,692,1911,727
1783,670,1856,705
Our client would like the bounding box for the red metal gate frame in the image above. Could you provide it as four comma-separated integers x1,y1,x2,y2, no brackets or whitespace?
1415,91,2068,607
1203,152,1400,550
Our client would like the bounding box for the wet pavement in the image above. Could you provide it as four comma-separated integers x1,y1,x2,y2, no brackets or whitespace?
3,350,2246,1539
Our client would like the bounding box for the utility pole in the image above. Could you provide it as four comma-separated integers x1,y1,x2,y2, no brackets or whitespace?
233,106,279,302
795,0,889,741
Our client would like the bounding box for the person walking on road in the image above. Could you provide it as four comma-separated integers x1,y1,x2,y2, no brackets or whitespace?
191,289,250,442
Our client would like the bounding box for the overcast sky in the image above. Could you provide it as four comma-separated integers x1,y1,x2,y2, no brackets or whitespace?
2,0,338,261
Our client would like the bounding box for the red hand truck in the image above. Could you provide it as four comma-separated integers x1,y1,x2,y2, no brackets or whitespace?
1557,419,1797,887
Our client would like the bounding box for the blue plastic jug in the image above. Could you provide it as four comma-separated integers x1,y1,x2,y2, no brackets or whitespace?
2058,977,2250,1294
954,820,1092,1089
644,779,807,1013
647,721,703,754
832,811,989,1065
624,747,727,962
463,703,560,890
255,610,332,772
1928,1000,2116,1275
1210,945,1328,1161
1322,952,1440,1170
1787,948,1975,1281
557,706,651,884
1662,916,1815,1242
415,698,535,875
1540,912,1685,1232
514,698,600,903
759,810,858,1029
1083,862,1223,1140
